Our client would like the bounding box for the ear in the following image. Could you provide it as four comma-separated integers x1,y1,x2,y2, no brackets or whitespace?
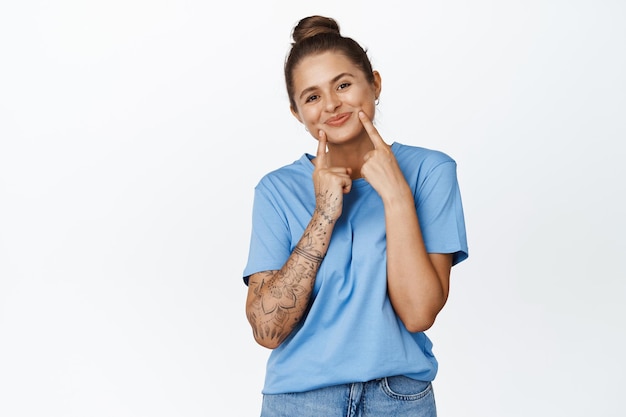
372,70,382,99
290,106,303,124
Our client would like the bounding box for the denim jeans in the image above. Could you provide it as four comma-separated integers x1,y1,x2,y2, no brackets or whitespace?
260,376,437,417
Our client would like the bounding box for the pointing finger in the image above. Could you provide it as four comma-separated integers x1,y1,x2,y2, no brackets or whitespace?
358,111,386,149
316,129,328,167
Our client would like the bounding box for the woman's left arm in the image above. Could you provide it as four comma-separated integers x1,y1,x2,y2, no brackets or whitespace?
359,112,453,332
382,192,453,332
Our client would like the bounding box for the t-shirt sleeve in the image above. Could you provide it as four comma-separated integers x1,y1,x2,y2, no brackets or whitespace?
416,160,469,266
242,182,293,285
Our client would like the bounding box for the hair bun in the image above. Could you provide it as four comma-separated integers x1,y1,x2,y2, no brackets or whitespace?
292,15,341,43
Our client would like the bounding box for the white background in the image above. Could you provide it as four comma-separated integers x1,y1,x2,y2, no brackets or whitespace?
1,1,625,416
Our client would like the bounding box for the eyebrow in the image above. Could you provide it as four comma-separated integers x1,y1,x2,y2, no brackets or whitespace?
298,72,355,100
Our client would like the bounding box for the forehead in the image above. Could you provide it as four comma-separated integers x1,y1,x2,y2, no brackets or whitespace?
292,51,363,90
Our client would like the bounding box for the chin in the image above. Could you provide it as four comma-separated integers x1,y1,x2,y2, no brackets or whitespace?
328,133,361,145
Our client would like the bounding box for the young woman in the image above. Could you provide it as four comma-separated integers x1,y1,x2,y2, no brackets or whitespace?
242,15,468,417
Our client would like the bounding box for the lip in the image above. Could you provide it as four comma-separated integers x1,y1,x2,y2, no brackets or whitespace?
324,112,352,127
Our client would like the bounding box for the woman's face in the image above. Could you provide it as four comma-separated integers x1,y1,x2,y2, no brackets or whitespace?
290,51,381,145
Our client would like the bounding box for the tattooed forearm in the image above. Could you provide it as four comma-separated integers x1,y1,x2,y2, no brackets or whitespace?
293,246,324,264
315,190,341,225
246,208,337,348
247,263,312,345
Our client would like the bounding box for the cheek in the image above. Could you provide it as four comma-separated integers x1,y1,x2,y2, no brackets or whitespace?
361,102,377,121
300,108,320,125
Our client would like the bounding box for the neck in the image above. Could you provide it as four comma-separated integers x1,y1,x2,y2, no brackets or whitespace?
326,138,374,180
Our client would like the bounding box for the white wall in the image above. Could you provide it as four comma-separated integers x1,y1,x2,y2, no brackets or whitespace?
1,1,624,416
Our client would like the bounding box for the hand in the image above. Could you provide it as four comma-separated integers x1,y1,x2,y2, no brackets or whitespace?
313,130,352,223
359,111,409,200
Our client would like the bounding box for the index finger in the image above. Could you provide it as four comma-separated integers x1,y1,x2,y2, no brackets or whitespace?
358,111,386,148
316,129,328,167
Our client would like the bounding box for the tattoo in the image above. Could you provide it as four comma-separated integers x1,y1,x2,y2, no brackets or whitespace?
315,190,340,225
247,198,336,345
293,246,324,264
247,236,326,344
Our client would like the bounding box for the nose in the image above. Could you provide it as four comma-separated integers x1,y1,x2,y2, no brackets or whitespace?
325,91,341,112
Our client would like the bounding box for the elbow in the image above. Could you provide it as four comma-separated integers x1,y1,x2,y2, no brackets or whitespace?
249,323,285,349
402,316,436,333
394,294,447,333
254,335,282,350
397,307,440,333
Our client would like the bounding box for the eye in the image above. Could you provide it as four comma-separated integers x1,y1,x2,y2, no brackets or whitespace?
338,82,351,90
305,94,319,103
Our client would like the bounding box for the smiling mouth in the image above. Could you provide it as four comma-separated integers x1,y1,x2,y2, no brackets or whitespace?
325,113,351,127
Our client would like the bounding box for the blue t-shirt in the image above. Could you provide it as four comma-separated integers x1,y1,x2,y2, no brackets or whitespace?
243,142,468,395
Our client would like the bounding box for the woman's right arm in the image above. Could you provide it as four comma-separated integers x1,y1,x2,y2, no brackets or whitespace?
245,131,351,349
245,210,333,349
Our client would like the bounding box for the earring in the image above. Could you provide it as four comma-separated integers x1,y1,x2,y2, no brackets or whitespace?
375,97,380,106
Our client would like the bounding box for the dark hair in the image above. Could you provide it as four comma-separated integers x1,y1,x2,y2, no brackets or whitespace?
284,16,375,110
